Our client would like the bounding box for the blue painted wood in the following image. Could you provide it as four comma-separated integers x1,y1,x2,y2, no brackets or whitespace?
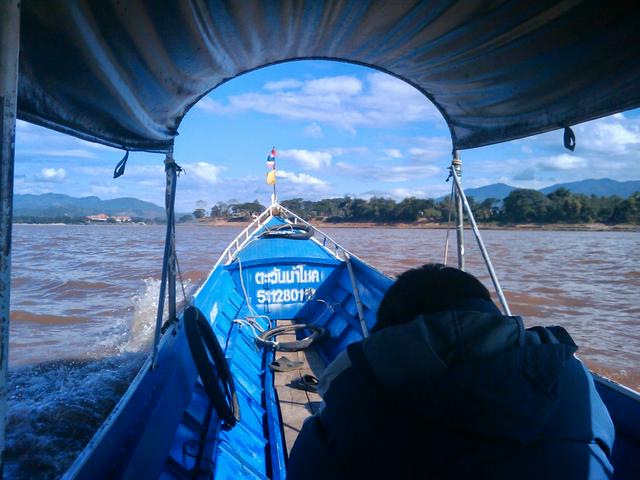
595,377,640,479
67,322,199,479
66,214,640,480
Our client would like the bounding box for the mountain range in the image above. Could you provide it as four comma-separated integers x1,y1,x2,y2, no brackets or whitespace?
12,178,640,218
461,178,640,202
13,193,165,219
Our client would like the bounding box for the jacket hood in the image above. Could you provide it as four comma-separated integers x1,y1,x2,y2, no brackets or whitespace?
360,311,578,444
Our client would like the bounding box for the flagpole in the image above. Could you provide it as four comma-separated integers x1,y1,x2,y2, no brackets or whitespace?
267,146,277,205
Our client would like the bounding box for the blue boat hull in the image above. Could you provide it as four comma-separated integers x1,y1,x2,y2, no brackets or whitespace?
65,211,640,479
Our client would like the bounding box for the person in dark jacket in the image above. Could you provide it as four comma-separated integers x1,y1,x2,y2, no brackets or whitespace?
288,264,614,479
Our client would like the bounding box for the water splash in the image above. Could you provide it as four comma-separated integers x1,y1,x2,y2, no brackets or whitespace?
118,278,162,353
4,278,192,479
5,355,145,479
118,277,193,353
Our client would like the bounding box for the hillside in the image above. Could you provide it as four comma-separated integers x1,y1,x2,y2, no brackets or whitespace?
463,178,640,202
539,178,640,197
461,183,517,202
13,193,164,219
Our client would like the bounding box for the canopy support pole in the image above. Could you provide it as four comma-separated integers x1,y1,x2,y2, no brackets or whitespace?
344,253,369,337
452,151,465,271
152,147,179,369
0,0,20,470
449,164,512,316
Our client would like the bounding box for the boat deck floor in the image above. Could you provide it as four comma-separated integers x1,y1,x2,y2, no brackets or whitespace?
273,320,325,454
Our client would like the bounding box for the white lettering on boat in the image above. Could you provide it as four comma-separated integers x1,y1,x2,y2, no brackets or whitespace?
256,287,316,304
254,265,320,285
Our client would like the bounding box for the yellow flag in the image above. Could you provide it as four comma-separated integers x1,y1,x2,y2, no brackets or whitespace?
266,170,276,185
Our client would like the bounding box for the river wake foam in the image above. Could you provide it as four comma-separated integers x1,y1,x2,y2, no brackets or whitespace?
4,278,181,479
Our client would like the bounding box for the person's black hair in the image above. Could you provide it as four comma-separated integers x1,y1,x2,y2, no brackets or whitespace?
372,263,496,333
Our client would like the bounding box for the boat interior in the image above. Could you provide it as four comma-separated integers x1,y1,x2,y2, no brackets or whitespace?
64,205,640,479
67,207,392,479
2,2,640,479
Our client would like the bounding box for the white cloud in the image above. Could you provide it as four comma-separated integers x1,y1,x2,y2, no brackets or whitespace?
335,161,440,182
505,113,640,182
356,73,438,124
277,169,329,187
189,162,224,184
517,114,640,162
39,167,66,181
409,147,428,156
356,186,449,200
388,187,428,199
405,136,452,161
264,79,303,91
197,72,443,133
384,149,403,159
194,97,225,113
302,76,362,95
16,120,117,158
537,154,587,171
325,146,369,156
303,122,323,138
577,121,640,155
279,149,332,170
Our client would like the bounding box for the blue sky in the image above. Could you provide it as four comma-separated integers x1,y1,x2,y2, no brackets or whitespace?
14,60,640,212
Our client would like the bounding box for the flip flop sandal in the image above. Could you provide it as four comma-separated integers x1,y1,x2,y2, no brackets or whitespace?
289,374,319,393
269,356,304,372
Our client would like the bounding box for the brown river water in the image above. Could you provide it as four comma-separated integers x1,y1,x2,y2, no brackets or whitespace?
6,224,640,478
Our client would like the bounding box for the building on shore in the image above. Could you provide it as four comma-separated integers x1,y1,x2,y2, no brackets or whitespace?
86,214,132,223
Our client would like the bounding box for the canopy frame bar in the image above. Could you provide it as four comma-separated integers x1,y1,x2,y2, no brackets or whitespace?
453,151,465,271
152,147,179,369
0,0,20,472
449,163,512,316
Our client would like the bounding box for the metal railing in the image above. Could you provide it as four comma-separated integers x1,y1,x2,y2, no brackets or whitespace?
276,204,353,258
193,204,280,297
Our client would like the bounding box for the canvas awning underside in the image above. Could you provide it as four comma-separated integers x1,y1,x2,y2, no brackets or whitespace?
17,0,640,154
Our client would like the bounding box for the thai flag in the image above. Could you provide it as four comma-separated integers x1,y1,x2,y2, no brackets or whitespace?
266,147,276,169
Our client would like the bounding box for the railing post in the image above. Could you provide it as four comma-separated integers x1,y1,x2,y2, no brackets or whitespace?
344,253,369,337
452,151,465,271
152,147,179,369
449,163,512,316
0,0,20,471
167,152,177,324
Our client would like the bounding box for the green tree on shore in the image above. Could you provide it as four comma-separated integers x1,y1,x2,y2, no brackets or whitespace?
280,189,640,225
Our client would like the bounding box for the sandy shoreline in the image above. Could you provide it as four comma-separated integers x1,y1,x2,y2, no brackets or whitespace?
196,219,639,232
14,220,637,232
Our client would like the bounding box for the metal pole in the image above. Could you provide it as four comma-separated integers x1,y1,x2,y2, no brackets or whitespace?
0,0,20,471
452,151,464,271
449,166,512,316
344,253,369,337
152,148,178,369
166,152,177,324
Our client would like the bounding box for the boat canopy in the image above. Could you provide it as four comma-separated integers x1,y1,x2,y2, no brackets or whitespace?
17,0,640,153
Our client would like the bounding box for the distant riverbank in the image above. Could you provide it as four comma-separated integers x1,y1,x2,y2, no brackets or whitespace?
196,218,640,232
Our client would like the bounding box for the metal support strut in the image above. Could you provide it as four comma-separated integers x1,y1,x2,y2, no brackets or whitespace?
448,163,512,316
152,147,180,369
452,151,465,271
0,0,20,471
344,253,369,337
